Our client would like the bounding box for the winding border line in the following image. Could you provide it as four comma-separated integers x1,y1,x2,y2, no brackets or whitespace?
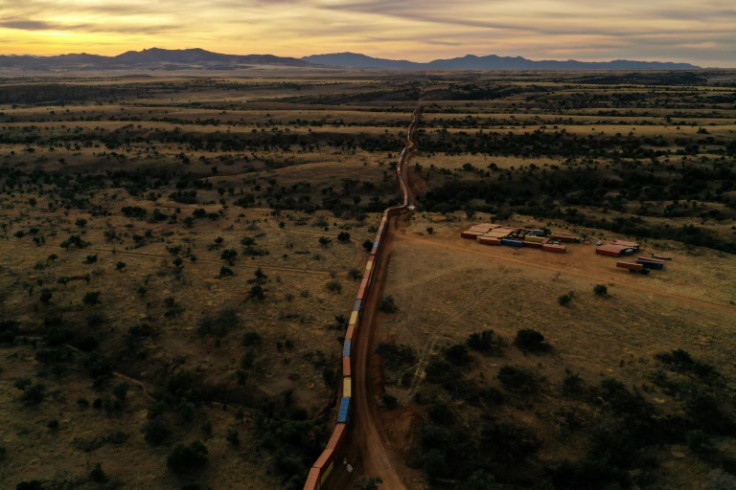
303,106,419,490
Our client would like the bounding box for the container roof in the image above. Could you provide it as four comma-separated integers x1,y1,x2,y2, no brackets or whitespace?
597,244,628,253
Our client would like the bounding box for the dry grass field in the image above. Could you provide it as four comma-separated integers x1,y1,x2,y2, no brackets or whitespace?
372,219,736,490
1,68,735,489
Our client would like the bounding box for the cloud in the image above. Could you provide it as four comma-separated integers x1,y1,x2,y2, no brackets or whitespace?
0,0,734,66
0,20,56,30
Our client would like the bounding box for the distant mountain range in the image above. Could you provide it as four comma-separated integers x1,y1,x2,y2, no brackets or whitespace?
303,52,701,70
0,48,312,71
0,47,701,71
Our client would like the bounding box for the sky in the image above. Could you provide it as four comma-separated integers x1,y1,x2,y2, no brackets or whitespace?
1,0,734,67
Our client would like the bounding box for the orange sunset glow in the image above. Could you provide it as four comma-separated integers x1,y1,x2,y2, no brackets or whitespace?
1,0,734,66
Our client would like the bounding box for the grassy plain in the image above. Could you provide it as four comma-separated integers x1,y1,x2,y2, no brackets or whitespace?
0,68,735,489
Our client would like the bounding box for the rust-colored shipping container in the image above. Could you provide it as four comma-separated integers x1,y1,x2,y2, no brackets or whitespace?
617,261,643,271
551,234,578,243
312,447,336,487
304,467,321,490
328,423,347,452
478,236,501,245
461,230,484,239
345,323,355,342
357,274,370,300
596,244,627,257
542,244,567,253
343,356,351,377
523,241,543,249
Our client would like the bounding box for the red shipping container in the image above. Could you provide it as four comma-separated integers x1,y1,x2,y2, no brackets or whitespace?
343,357,351,377
328,423,347,453
304,467,321,490
478,236,501,245
542,244,566,253
617,261,643,271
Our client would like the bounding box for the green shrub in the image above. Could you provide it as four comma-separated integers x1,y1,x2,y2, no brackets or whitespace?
226,428,240,446
167,441,208,474
466,330,503,355
444,343,471,366
83,291,101,305
375,342,415,370
497,366,538,395
242,331,262,347
655,349,717,379
425,357,453,384
89,463,109,483
514,329,550,353
563,373,584,395
378,295,398,313
21,384,46,405
382,393,398,409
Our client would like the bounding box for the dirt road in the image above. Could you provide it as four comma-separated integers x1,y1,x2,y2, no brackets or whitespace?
327,110,421,490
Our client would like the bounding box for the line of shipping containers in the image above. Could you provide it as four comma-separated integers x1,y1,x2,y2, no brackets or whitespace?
304,109,413,490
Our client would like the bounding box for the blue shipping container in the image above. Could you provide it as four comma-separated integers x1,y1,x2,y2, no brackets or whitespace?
353,299,362,313
343,339,351,357
337,397,351,423
501,238,524,247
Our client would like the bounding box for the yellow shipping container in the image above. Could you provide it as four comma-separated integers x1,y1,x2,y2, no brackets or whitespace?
349,310,359,327
524,235,545,243
343,377,352,398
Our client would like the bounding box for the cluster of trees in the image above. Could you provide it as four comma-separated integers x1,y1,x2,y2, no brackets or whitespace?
377,326,735,489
